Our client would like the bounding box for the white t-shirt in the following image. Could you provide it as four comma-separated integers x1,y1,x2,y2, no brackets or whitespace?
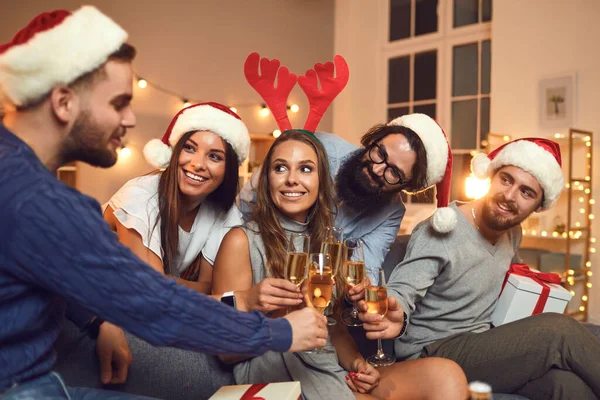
104,174,242,276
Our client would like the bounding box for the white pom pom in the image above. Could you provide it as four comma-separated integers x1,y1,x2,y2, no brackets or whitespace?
431,207,457,233
471,153,491,179
143,139,172,168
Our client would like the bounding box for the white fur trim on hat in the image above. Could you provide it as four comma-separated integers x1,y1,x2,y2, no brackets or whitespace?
0,6,127,106
471,153,491,179
388,113,448,188
431,207,457,233
478,140,565,210
143,139,173,169
170,105,250,163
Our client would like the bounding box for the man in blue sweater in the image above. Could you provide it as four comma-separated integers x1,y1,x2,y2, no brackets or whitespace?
0,6,327,399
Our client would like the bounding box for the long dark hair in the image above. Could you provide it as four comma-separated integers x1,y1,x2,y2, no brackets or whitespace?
252,131,335,278
155,130,239,275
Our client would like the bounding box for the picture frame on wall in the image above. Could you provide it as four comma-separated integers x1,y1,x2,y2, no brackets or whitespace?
539,73,577,130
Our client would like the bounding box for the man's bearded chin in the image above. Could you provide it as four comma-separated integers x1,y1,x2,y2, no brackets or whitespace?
481,193,524,231
336,148,399,212
60,112,120,168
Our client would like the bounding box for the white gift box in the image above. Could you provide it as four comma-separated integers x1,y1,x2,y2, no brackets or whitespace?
209,382,301,400
492,273,573,326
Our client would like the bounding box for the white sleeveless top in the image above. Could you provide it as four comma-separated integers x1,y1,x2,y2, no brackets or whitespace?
104,174,242,276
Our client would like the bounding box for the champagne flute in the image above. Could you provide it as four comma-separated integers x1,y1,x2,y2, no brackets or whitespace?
305,253,335,354
285,233,310,313
320,227,343,326
285,233,310,287
341,238,366,326
366,269,396,367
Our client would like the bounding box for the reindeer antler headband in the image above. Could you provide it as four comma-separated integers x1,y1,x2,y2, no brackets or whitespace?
244,52,349,134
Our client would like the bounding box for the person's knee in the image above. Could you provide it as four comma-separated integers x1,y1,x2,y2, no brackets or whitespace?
424,358,469,398
534,312,580,335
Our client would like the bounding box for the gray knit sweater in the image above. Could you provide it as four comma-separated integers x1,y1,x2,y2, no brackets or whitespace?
387,202,522,360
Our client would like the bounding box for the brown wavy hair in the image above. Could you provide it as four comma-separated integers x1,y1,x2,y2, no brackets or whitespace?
154,130,239,275
251,131,336,278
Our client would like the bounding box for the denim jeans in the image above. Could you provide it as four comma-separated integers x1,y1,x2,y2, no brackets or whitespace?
1,372,158,400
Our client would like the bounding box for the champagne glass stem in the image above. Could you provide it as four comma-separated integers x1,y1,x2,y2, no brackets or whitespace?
376,339,384,358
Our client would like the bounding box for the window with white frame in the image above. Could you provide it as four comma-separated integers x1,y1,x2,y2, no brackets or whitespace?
384,0,492,204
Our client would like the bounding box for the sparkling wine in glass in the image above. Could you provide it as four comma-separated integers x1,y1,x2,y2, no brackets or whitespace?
285,252,309,287
341,238,365,327
320,226,343,325
366,269,396,367
305,253,334,354
285,233,310,287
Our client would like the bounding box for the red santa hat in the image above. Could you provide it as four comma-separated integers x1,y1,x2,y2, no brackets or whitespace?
471,138,565,210
0,6,127,106
388,113,455,233
143,102,250,168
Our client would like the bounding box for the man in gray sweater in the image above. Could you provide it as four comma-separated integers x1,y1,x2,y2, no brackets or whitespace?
359,138,600,399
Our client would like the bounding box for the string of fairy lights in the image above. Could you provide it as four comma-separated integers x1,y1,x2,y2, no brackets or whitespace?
135,75,299,138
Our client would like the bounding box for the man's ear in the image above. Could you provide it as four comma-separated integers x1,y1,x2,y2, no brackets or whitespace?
49,85,78,124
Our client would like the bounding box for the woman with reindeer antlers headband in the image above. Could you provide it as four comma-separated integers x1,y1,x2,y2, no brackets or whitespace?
211,52,468,400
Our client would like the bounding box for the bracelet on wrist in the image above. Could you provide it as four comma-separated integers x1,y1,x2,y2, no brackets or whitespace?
394,312,408,339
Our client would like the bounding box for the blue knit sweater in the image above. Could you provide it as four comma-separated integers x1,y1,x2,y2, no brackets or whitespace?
0,125,292,390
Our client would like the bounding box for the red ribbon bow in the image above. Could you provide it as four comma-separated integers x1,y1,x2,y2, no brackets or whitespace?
240,383,268,400
501,263,562,315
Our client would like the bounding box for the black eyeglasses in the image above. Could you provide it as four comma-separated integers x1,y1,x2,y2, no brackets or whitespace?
368,143,409,186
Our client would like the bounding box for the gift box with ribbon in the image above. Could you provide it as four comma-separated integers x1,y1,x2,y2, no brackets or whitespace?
491,263,573,326
209,382,301,400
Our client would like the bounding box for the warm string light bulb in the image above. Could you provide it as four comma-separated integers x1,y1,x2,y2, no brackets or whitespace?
290,104,300,113
260,104,270,117
182,99,191,108
272,129,282,138
137,79,147,89
229,107,237,114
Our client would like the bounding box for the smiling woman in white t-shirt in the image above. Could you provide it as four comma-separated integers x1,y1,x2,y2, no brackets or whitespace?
104,102,250,294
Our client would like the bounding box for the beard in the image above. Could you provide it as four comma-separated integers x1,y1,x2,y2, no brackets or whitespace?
60,110,123,168
335,148,399,212
481,193,526,231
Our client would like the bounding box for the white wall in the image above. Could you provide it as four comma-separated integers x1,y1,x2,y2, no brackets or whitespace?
332,0,383,145
492,0,600,322
0,0,334,203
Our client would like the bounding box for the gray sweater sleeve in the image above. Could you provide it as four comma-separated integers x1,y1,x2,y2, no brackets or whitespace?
386,222,449,321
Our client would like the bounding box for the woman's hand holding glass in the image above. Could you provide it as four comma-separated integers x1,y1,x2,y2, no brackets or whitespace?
241,278,304,313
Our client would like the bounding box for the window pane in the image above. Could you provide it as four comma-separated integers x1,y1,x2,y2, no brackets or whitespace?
450,154,472,202
452,43,478,96
482,0,493,22
480,97,490,147
388,56,410,104
451,99,477,149
481,40,491,94
414,50,437,101
454,0,478,28
388,106,410,122
413,103,436,120
415,0,438,36
390,0,411,41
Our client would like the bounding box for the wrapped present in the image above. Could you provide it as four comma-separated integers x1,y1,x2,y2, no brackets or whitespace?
491,263,573,326
209,382,301,400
